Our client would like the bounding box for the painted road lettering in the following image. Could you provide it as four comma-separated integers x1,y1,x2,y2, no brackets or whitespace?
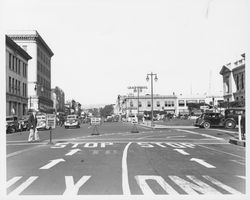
137,142,196,148
135,175,178,195
65,149,81,156
8,176,38,196
63,176,91,195
190,158,216,168
173,149,190,155
7,175,242,195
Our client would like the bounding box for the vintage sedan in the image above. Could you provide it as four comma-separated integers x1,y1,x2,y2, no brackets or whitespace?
193,112,225,129
64,115,80,129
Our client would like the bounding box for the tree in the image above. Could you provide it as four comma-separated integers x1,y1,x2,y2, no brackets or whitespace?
100,105,114,118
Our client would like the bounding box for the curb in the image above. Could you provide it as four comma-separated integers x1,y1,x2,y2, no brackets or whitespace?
138,123,197,129
229,138,245,147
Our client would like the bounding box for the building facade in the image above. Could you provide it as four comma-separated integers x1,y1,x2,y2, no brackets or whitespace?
51,86,65,113
8,30,54,113
115,93,223,117
6,35,32,118
220,53,245,103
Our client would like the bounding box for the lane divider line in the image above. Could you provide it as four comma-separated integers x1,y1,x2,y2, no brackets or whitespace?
122,142,132,195
176,129,224,140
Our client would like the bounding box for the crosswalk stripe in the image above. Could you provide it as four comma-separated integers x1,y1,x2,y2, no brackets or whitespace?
8,176,38,196
203,175,242,194
7,176,22,188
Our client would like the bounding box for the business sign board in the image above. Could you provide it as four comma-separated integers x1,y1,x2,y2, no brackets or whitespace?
200,106,210,110
91,117,101,125
46,114,56,129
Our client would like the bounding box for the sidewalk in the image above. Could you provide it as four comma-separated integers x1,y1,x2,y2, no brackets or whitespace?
138,121,198,129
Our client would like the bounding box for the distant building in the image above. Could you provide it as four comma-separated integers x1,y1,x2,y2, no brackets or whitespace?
7,30,54,113
6,35,32,118
220,53,245,103
115,93,223,117
51,86,65,113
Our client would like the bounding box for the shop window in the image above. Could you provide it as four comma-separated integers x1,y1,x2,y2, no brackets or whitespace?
147,101,151,107
178,100,185,107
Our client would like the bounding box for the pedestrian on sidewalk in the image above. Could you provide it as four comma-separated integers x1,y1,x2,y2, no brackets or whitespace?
28,109,40,142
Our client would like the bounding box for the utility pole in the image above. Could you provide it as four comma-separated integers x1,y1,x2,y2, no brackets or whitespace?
146,72,158,128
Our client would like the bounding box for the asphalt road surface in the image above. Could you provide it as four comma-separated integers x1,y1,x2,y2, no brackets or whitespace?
6,122,246,196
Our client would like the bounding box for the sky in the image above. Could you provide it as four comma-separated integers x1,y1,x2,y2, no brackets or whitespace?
0,0,248,106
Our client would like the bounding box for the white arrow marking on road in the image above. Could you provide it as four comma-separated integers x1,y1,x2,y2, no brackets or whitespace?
190,158,216,168
40,158,65,169
65,149,81,156
173,149,190,155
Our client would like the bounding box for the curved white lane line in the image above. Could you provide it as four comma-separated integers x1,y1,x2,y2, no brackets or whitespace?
122,142,132,195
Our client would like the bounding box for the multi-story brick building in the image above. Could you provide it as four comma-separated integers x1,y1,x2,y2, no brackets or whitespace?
6,35,32,118
7,30,54,113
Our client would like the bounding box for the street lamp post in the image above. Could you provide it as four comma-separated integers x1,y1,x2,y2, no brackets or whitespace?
128,86,147,121
146,72,158,128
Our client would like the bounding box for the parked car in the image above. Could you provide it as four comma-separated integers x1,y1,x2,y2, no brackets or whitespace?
223,108,245,129
193,112,225,129
64,114,80,129
6,115,19,133
36,114,48,130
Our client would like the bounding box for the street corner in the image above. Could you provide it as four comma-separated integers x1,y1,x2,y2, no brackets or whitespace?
229,137,246,147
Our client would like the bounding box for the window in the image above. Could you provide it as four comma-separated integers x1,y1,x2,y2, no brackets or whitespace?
156,101,160,107
23,83,27,97
15,57,18,72
12,56,15,70
23,83,25,96
236,75,239,90
12,78,14,93
130,101,133,107
9,53,11,69
165,101,174,107
199,100,205,103
18,81,20,95
147,101,151,107
15,79,18,93
186,100,198,106
18,60,21,74
9,77,11,93
241,74,244,89
178,100,185,107
138,101,142,107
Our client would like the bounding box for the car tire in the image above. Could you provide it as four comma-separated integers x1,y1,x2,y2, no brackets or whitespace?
203,121,211,129
225,120,236,129
65,126,68,129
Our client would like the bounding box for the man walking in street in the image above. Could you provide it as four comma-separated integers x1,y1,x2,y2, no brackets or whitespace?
28,109,40,142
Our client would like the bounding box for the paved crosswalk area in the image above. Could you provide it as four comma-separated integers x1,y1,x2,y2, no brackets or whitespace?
6,128,246,196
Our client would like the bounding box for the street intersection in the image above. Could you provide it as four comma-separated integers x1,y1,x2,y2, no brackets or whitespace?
6,122,245,196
